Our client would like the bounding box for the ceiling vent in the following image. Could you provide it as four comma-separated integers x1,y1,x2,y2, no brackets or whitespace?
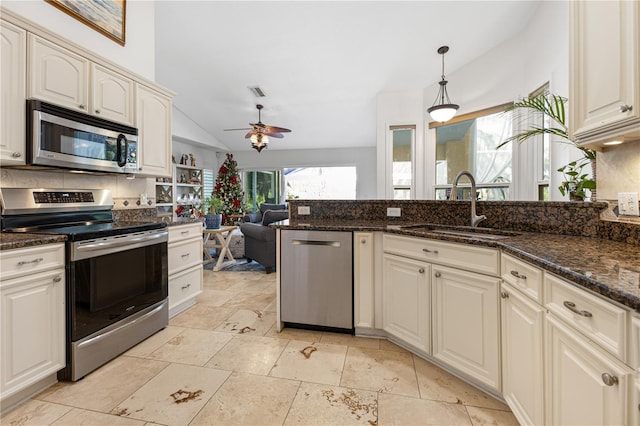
248,86,266,97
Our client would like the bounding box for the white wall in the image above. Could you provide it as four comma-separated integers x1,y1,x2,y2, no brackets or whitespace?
2,0,156,80
377,1,594,201
173,140,221,173
231,147,377,200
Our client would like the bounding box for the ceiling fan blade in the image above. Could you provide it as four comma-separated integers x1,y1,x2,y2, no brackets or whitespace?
244,131,256,139
224,127,252,131
265,125,291,133
250,122,267,129
264,132,284,138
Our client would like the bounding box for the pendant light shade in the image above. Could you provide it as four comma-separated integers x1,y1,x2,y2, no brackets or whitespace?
427,46,459,123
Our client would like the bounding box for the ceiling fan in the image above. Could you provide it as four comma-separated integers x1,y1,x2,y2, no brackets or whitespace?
224,104,291,152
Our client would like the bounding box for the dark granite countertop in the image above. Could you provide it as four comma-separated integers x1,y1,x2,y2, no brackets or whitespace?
0,233,67,250
274,220,640,313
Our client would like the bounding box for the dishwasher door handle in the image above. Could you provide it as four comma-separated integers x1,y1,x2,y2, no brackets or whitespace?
291,239,341,247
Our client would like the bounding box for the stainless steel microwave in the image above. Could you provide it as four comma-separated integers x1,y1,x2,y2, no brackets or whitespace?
27,99,139,174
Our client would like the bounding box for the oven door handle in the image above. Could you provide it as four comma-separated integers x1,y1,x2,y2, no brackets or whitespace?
71,231,168,261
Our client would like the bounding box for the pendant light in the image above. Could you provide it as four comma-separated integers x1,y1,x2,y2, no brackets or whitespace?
427,46,459,123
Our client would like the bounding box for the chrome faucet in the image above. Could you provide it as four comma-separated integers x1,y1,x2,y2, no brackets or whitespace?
450,170,487,228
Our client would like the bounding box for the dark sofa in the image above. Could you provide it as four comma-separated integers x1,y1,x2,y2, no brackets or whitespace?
240,203,288,273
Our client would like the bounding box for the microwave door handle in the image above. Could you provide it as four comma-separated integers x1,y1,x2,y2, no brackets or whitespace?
116,134,127,167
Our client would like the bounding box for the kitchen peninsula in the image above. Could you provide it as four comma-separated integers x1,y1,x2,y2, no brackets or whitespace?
276,198,640,426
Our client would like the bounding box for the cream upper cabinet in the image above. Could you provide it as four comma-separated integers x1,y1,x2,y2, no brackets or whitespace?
136,83,172,177
500,282,545,426
0,20,26,166
354,232,375,329
29,35,135,126
28,34,89,113
90,63,134,125
546,315,632,425
382,253,430,353
432,264,501,391
569,0,640,147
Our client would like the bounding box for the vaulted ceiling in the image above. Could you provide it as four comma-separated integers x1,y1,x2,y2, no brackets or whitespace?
154,1,541,152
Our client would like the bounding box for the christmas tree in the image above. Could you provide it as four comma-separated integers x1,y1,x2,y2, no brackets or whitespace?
213,153,245,225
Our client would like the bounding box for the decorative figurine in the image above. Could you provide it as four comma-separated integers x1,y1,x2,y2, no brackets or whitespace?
189,153,195,167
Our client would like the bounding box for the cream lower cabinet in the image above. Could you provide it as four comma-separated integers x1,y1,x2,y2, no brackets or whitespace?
546,314,632,425
168,223,203,317
500,282,545,426
432,264,501,390
354,232,375,329
632,372,640,426
0,244,65,406
382,253,430,353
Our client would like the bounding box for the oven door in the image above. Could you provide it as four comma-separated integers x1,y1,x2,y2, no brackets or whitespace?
68,229,168,341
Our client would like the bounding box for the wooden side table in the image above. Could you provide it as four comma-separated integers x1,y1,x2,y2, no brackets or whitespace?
203,225,237,271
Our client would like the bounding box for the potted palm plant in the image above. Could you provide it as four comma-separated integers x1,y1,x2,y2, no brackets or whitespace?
497,91,597,201
202,196,224,229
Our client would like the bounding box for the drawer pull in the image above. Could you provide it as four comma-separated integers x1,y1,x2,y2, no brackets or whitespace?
563,301,593,318
601,373,618,386
53,275,62,283
181,284,191,290
418,268,425,274
510,270,527,280
11,152,22,158
620,104,633,113
181,253,190,258
501,291,509,299
434,272,441,277
181,230,190,235
422,248,439,254
18,257,44,266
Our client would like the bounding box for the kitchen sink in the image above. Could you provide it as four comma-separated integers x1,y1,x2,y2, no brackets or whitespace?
396,224,520,240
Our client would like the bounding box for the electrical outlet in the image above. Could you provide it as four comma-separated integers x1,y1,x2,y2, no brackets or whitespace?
387,207,401,217
618,192,639,216
297,206,311,215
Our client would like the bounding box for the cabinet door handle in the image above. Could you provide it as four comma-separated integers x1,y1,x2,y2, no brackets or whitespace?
620,104,633,113
361,239,366,244
18,257,43,266
11,152,22,158
501,291,509,299
601,373,619,386
434,271,441,277
181,284,191,290
422,248,439,254
79,104,85,109
563,301,593,318
418,268,425,274
181,253,190,258
510,270,527,279
95,109,100,114
53,275,62,282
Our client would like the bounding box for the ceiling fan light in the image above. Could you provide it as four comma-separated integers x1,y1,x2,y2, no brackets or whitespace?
428,103,459,123
250,133,269,152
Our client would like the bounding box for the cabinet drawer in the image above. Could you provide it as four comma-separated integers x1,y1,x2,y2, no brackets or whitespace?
545,273,628,361
168,238,202,275
0,243,65,282
501,253,543,303
383,234,498,276
168,223,203,244
169,265,202,310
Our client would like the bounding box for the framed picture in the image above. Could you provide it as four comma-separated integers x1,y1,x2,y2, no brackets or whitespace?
45,0,126,46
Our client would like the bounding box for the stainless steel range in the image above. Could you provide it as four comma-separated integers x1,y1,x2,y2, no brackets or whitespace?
0,188,168,381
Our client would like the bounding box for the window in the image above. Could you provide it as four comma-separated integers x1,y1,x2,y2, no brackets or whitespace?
243,170,282,212
391,126,415,199
284,167,357,200
433,105,513,200
203,169,214,199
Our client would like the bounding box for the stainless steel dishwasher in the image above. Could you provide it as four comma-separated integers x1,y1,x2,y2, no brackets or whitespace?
281,230,353,331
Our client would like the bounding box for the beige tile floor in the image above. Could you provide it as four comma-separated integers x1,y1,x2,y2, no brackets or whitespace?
2,268,519,426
